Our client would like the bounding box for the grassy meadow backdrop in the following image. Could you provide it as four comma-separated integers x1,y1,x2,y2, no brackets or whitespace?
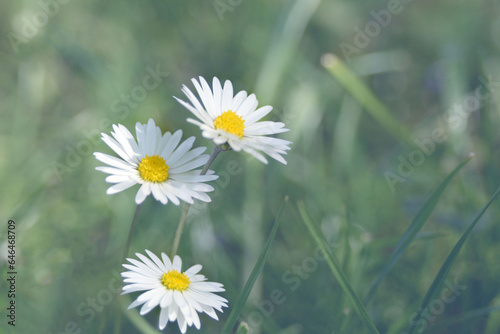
1,0,500,333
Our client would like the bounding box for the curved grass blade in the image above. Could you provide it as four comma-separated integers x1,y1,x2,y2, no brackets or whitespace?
298,202,381,334
322,54,413,146
407,185,500,334
220,196,289,334
364,155,473,304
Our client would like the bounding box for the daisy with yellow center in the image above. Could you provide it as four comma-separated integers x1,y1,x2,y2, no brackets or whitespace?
122,250,228,333
175,76,292,164
94,119,218,205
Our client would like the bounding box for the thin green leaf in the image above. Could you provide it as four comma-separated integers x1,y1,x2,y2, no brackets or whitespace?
298,202,381,334
364,155,473,304
407,185,500,334
220,197,289,334
322,54,413,146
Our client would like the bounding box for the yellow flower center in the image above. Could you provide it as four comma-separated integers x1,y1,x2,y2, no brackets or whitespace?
161,270,190,291
137,155,169,183
214,110,245,138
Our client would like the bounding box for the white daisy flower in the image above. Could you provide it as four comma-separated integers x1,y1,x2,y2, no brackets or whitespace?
122,250,228,333
175,76,292,164
94,119,217,205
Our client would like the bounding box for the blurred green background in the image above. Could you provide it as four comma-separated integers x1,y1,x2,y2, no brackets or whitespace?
1,0,500,333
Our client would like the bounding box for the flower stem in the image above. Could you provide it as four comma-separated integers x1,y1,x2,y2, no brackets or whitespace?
122,203,143,262
170,145,223,257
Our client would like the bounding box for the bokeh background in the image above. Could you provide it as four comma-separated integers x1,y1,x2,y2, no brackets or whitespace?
1,0,500,333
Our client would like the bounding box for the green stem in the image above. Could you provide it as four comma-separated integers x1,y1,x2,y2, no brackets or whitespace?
170,145,223,257
122,203,143,262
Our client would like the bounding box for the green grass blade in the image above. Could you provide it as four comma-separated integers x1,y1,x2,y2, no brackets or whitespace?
220,197,289,334
298,202,381,334
322,54,414,146
407,185,500,334
255,0,321,101
364,155,474,303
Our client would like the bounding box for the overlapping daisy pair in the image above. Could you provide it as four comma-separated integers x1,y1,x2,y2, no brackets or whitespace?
94,76,291,332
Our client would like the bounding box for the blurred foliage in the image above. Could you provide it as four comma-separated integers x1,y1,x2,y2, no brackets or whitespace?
1,0,500,333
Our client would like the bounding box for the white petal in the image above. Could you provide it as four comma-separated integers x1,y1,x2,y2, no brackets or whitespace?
169,172,218,183
172,255,182,271
185,264,203,277
199,76,218,119
135,252,164,274
169,155,208,174
160,183,183,205
201,304,219,320
112,124,139,161
174,290,190,319
161,252,173,269
101,133,135,164
145,118,158,156
145,250,169,273
186,117,208,129
140,289,166,315
159,305,170,330
212,77,223,111
160,290,174,308
169,147,207,169
151,183,168,205
242,146,269,164
94,152,136,170
118,124,141,155
236,93,257,118
127,298,146,309
177,310,187,333
96,166,136,176
135,183,151,204
244,105,274,125
106,181,137,194
160,129,183,160
127,257,162,276
122,283,158,294
157,131,173,156
105,174,134,183
165,136,195,165
221,79,234,113
168,303,179,322
230,90,248,111
245,121,288,135
190,304,201,329
135,122,147,154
